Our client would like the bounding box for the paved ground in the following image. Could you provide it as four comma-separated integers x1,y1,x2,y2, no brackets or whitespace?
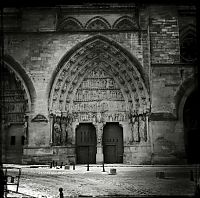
3,164,197,198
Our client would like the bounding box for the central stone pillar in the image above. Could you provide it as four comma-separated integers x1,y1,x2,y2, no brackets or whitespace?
95,123,104,164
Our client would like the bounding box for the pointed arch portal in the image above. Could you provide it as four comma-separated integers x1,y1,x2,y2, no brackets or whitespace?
2,55,36,163
48,35,150,122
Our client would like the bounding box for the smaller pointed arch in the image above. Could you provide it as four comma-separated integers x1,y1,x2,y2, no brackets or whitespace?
85,16,111,30
57,17,84,31
113,16,139,30
179,24,196,40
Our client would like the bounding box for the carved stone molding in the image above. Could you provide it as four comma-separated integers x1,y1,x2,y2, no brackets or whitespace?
31,114,48,122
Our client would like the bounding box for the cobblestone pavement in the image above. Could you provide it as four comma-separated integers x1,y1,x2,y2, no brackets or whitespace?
3,164,196,198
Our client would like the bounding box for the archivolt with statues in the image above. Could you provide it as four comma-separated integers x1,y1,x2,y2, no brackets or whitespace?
48,35,150,145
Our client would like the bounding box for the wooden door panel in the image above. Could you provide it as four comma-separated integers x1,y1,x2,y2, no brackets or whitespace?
103,123,123,163
76,124,97,164
104,145,116,163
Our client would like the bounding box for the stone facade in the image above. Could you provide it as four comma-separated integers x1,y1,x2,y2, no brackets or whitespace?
1,4,197,164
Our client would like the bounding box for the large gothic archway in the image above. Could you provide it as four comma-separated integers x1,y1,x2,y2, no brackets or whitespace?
48,35,150,163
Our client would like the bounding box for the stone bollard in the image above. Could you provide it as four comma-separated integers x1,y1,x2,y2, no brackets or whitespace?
65,165,70,170
59,188,64,198
73,163,75,170
156,171,165,179
87,163,89,171
110,168,116,175
50,162,52,168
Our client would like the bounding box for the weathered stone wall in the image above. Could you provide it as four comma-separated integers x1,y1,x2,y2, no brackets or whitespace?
149,5,180,64
148,5,196,164
2,5,196,164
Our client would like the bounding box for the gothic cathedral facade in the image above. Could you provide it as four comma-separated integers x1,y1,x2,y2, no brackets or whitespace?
1,4,198,164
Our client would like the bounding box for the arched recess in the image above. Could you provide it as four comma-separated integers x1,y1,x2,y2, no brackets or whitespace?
85,16,111,30
1,55,36,163
113,16,139,30
2,54,36,113
175,76,199,163
179,24,197,63
175,76,197,121
48,35,150,122
57,17,84,31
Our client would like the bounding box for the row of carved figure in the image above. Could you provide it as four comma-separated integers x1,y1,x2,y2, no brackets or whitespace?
75,89,124,101
72,101,126,112
52,115,73,145
52,112,148,145
79,78,117,89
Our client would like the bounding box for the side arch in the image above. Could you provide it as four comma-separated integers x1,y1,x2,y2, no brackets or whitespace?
175,76,197,121
2,54,36,113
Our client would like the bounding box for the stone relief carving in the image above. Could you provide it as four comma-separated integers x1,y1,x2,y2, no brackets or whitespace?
52,112,74,145
53,116,61,145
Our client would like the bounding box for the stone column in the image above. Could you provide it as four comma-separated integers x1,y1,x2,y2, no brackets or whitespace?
49,113,54,145
95,123,104,164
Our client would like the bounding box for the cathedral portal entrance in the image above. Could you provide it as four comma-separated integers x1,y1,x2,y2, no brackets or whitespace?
103,123,123,163
2,64,28,164
76,123,97,164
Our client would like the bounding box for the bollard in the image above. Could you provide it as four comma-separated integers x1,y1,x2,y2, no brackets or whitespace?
60,162,63,169
73,163,75,170
65,165,70,170
50,162,52,168
59,187,64,198
87,162,89,171
55,161,57,167
102,162,105,172
156,171,165,179
52,160,55,167
110,168,116,175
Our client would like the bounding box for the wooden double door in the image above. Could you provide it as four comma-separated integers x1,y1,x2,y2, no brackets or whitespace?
103,123,123,163
76,123,97,164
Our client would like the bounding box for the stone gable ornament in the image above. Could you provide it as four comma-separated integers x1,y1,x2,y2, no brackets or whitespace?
31,114,48,122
